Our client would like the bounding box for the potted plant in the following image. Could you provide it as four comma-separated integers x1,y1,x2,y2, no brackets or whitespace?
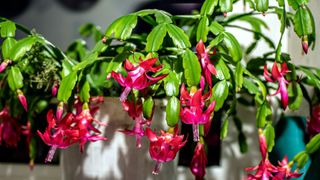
0,0,319,179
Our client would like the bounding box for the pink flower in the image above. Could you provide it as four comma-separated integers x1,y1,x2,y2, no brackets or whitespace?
146,127,186,175
307,104,320,136
111,58,167,102
264,61,289,109
180,85,215,141
190,143,207,180
17,89,28,111
74,105,107,152
196,40,217,88
273,156,301,180
245,130,278,180
120,100,148,148
37,110,78,162
0,107,21,147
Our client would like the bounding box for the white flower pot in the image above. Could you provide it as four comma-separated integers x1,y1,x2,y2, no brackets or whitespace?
61,97,177,180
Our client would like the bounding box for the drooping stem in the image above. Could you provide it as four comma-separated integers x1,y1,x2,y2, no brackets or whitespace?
120,87,131,102
45,145,58,163
193,124,200,142
152,161,162,175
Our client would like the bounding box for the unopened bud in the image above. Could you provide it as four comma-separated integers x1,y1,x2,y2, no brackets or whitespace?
302,36,308,54
17,89,28,111
56,102,64,121
0,60,11,73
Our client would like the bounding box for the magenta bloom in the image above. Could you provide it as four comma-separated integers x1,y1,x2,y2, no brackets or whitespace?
111,58,167,102
17,89,28,112
120,100,148,148
146,127,186,175
51,81,59,96
180,85,216,142
190,143,207,180
307,104,320,136
0,107,21,147
264,61,289,109
75,107,107,152
273,156,301,180
37,110,78,162
196,40,217,87
245,130,278,180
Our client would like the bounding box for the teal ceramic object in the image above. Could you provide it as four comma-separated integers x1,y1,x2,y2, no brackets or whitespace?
270,116,310,180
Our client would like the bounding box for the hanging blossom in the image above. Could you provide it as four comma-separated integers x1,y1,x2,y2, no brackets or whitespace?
51,81,59,97
273,156,301,180
245,129,278,180
146,127,186,175
38,100,107,162
190,142,207,180
0,107,21,147
196,40,217,88
17,89,28,111
111,58,167,102
0,60,11,73
264,61,290,110
307,104,320,136
119,100,152,148
180,84,216,142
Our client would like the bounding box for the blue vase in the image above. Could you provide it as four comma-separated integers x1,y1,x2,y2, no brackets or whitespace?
270,116,311,180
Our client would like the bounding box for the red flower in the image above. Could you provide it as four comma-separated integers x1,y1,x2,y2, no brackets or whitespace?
245,130,278,180
264,61,289,109
307,104,320,136
146,127,186,175
196,40,217,87
180,85,215,141
273,156,301,180
111,58,167,102
190,143,207,180
0,107,21,147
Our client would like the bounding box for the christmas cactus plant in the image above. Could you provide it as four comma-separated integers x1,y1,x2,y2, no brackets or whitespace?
0,0,318,179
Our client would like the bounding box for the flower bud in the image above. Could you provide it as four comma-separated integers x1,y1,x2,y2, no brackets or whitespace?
0,60,11,73
17,89,28,111
302,36,308,54
56,102,64,121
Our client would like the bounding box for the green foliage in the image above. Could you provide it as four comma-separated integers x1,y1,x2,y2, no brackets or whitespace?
182,49,201,87
166,96,180,127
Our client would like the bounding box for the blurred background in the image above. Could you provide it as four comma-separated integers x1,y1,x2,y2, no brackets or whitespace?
0,0,319,179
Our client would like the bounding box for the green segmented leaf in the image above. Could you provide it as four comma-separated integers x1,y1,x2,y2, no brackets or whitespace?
209,21,225,35
306,134,320,154
80,80,90,103
263,123,275,152
143,97,154,120
9,36,37,61
293,151,309,168
196,16,209,42
288,82,303,110
72,52,99,71
220,118,229,139
256,101,272,128
182,49,201,86
0,20,16,38
235,63,244,91
146,24,167,52
223,32,242,62
7,66,24,91
294,7,313,37
215,58,230,80
254,0,269,13
57,71,78,103
164,71,179,96
200,0,219,15
219,0,233,13
211,80,229,111
155,11,172,24
166,24,191,49
243,78,260,94
166,96,180,127
105,14,138,40
2,37,17,59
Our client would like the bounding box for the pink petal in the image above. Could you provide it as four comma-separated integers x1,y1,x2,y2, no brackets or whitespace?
111,71,127,87
271,62,282,80
139,58,158,70
279,79,288,110
207,63,217,76
196,40,205,55
124,59,136,71
264,65,274,82
146,128,157,142
17,90,28,112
